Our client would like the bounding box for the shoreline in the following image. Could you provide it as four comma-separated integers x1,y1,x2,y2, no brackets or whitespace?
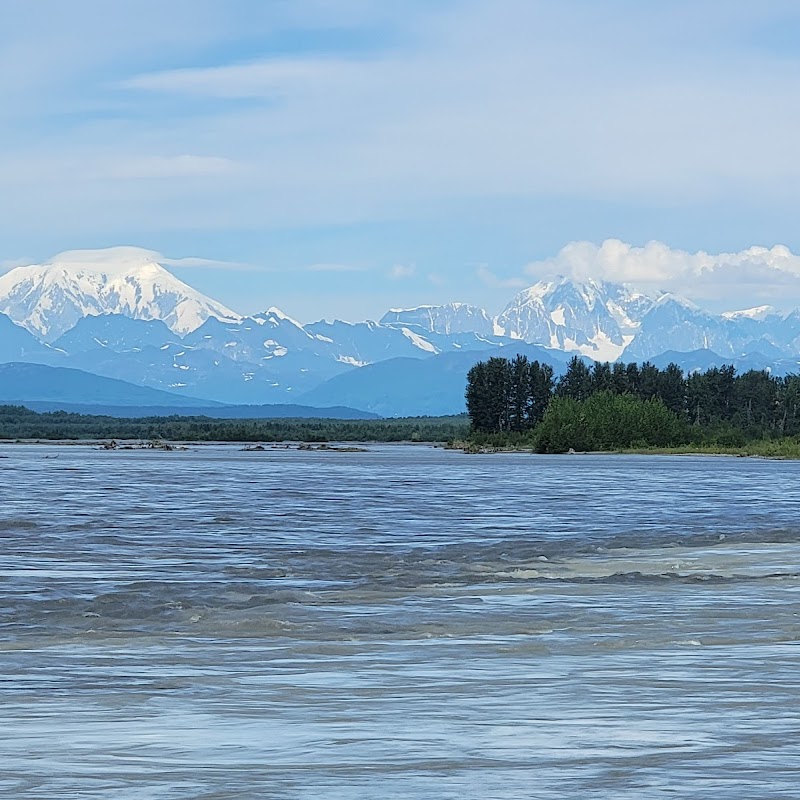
2,438,797,460
447,440,800,460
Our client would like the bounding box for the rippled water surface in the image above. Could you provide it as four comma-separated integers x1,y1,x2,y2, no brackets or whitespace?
2,443,800,798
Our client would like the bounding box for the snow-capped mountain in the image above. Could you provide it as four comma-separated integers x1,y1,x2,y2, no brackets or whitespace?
0,247,239,341
380,303,495,337
39,300,512,404
9,246,800,412
495,278,660,360
185,307,318,365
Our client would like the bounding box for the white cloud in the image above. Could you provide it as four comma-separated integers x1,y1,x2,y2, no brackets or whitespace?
11,246,267,274
162,256,265,271
388,264,416,280
525,239,800,309
476,265,527,290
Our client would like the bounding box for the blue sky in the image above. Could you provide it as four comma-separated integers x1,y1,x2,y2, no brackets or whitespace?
4,0,800,320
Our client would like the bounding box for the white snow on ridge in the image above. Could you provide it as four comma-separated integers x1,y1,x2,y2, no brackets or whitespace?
586,331,629,362
721,305,775,321
260,306,305,329
606,300,640,333
380,303,494,336
495,276,663,359
336,355,370,367
401,327,439,353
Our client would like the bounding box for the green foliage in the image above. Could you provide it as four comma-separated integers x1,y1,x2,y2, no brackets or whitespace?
466,355,553,433
556,356,593,401
465,354,800,453
532,392,689,453
0,405,470,443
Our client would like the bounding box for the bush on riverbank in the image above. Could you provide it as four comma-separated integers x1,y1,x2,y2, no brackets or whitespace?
531,392,689,453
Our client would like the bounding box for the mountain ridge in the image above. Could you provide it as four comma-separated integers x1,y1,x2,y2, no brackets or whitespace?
3,248,800,413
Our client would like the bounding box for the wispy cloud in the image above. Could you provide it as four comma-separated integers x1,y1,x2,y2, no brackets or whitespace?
476,265,527,290
162,255,266,272
103,155,238,180
387,264,416,280
305,263,369,273
121,57,356,99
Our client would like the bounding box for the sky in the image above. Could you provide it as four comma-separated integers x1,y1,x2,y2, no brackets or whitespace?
4,0,800,321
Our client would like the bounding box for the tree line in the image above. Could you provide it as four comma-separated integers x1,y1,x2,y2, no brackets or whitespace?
466,355,800,451
0,406,469,443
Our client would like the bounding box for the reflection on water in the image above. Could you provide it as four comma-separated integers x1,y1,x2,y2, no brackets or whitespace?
1,444,799,798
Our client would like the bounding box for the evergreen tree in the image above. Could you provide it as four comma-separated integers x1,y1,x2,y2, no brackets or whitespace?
509,355,532,432
466,361,491,432
625,362,641,395
733,370,774,433
611,361,629,394
557,356,592,401
485,357,513,432
527,361,554,426
591,362,613,393
656,363,686,414
638,362,660,400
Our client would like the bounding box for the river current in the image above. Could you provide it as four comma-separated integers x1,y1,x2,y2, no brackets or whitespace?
1,443,799,798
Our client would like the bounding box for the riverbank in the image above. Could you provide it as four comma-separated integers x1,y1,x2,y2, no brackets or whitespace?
450,438,800,459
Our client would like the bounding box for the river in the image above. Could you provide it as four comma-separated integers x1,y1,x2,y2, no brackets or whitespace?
1,443,799,798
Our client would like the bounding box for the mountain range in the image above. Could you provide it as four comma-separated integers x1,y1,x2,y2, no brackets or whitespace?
1,246,799,416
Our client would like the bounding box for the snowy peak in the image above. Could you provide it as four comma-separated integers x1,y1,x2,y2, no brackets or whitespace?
0,247,240,341
496,277,662,361
722,305,775,321
380,303,494,336
251,307,307,332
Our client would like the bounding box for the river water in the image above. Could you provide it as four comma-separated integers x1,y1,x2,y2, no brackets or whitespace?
1,443,799,798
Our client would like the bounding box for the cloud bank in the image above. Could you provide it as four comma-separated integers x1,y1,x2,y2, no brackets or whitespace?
525,240,800,310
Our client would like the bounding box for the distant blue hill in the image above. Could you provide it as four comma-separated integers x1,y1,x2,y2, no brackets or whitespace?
647,349,800,376
0,362,377,419
0,362,216,407
299,343,576,416
0,314,62,365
